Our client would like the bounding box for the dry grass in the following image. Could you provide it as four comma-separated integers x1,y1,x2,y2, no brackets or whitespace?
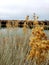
0,28,49,65
0,28,30,65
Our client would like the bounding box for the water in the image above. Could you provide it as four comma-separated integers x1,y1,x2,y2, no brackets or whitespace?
0,28,49,65
0,28,49,38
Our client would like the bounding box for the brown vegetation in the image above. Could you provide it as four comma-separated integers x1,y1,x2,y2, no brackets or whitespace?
27,15,49,65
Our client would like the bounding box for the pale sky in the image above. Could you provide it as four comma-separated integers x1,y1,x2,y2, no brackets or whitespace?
0,0,49,20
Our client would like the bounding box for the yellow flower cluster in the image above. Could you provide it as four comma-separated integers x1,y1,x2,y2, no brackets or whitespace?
27,16,49,64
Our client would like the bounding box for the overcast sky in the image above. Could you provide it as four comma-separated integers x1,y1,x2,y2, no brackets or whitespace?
0,0,49,20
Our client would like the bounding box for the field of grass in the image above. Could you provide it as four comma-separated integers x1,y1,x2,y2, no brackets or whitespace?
0,28,49,65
